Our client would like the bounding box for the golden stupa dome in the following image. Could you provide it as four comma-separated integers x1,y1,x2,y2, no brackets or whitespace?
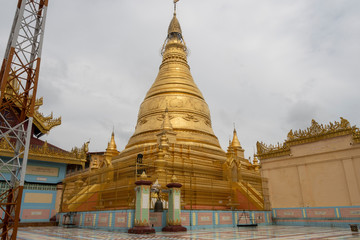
120,10,225,159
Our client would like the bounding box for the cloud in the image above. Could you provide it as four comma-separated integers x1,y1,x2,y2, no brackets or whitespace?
0,0,359,159
286,100,321,128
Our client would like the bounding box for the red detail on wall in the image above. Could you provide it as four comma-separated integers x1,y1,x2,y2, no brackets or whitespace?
276,209,303,218
97,213,109,227
307,208,335,218
197,212,213,225
183,205,228,210
84,213,95,226
255,212,265,223
340,207,360,218
180,212,190,226
219,212,233,225
21,209,50,220
114,212,127,228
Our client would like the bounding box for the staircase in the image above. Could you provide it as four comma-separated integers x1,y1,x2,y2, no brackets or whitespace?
232,181,264,210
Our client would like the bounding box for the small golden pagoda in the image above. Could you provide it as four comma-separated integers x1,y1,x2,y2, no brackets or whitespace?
61,5,267,212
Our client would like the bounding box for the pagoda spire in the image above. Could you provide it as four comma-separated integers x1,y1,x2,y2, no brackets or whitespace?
106,130,119,155
161,0,188,58
104,130,119,167
174,0,179,15
231,127,242,148
230,127,245,159
121,1,225,164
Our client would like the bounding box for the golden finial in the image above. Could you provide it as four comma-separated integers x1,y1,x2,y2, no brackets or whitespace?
140,171,147,180
168,10,182,36
171,175,178,183
231,127,242,148
107,130,117,151
174,0,179,15
161,0,186,55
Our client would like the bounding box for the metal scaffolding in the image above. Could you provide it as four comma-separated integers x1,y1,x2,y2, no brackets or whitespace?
0,0,49,239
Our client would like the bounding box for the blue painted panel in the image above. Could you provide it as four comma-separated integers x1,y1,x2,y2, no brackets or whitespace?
272,206,360,228
19,189,57,222
25,160,66,184
0,158,66,184
59,209,274,231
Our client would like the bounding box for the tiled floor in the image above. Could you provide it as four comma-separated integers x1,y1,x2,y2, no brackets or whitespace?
17,226,360,240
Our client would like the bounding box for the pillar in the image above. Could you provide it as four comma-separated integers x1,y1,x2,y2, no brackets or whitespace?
162,175,187,232
128,172,155,234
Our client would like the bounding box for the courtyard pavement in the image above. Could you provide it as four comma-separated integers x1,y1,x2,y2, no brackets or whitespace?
17,225,359,240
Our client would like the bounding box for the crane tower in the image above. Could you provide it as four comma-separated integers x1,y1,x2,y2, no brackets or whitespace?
0,0,49,239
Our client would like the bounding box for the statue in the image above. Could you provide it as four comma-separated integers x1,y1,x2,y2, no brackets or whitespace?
83,140,90,153
287,130,294,140
340,117,350,129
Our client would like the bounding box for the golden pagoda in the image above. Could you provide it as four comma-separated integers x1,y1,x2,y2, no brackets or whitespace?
61,5,267,212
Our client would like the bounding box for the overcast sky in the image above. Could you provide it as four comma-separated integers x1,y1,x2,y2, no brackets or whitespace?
1,0,359,160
